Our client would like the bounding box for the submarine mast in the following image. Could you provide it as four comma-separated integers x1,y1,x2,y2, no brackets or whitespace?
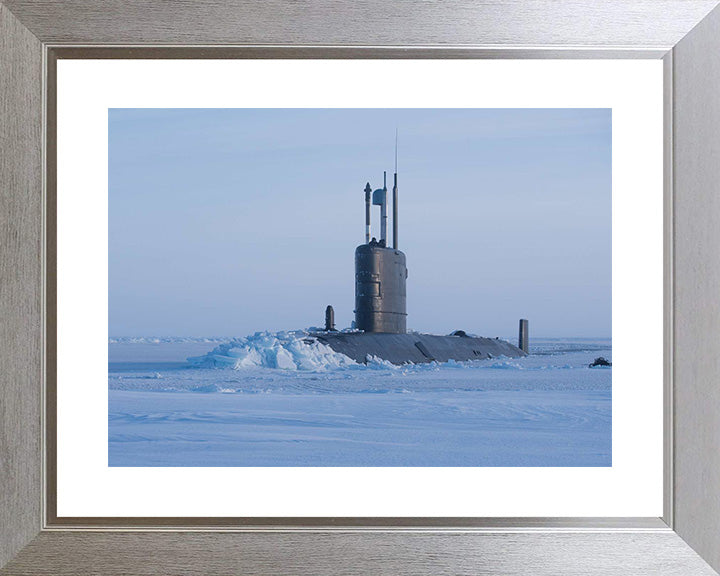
354,161,408,334
393,129,399,249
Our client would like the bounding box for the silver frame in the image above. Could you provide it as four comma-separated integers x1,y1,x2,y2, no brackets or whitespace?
2,2,720,574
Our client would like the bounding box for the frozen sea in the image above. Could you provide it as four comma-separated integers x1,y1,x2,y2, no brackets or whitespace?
108,334,611,467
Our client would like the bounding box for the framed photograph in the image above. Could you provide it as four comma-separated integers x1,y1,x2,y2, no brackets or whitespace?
57,60,658,521
2,2,720,575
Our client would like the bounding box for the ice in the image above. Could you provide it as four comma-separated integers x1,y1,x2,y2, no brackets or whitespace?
108,389,611,467
188,330,359,371
108,336,612,466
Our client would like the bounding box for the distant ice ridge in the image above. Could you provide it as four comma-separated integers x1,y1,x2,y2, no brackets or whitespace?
109,336,227,344
188,330,360,371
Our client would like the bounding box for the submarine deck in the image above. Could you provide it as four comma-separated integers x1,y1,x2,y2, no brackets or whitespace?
312,331,526,365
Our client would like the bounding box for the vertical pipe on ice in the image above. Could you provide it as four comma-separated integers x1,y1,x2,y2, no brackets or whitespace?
518,319,529,353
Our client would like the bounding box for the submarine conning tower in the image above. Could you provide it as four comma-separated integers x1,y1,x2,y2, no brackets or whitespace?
354,171,408,334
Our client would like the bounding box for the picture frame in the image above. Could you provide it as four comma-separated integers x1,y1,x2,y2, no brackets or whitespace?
1,1,719,574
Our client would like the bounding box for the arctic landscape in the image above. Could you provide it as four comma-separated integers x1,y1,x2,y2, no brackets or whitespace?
108,334,611,467
109,108,612,468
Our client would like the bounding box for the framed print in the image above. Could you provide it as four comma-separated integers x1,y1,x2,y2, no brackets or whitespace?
2,1,720,575
55,59,661,520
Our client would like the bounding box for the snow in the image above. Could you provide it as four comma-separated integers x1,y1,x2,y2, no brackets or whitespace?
108,336,611,467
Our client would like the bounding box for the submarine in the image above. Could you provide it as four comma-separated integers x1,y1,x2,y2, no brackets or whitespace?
307,168,529,365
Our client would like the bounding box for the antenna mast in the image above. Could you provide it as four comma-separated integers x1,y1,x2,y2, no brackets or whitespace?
393,129,399,249
364,182,372,244
395,129,398,173
381,171,388,245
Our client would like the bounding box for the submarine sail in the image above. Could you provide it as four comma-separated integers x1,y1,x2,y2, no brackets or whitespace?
313,162,527,365
354,171,407,334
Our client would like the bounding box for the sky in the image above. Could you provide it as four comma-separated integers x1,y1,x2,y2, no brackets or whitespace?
109,108,611,338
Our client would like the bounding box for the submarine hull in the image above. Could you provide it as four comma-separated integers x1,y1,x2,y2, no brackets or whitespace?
312,332,526,365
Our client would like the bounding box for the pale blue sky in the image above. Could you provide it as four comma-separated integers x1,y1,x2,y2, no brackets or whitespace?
109,108,611,337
